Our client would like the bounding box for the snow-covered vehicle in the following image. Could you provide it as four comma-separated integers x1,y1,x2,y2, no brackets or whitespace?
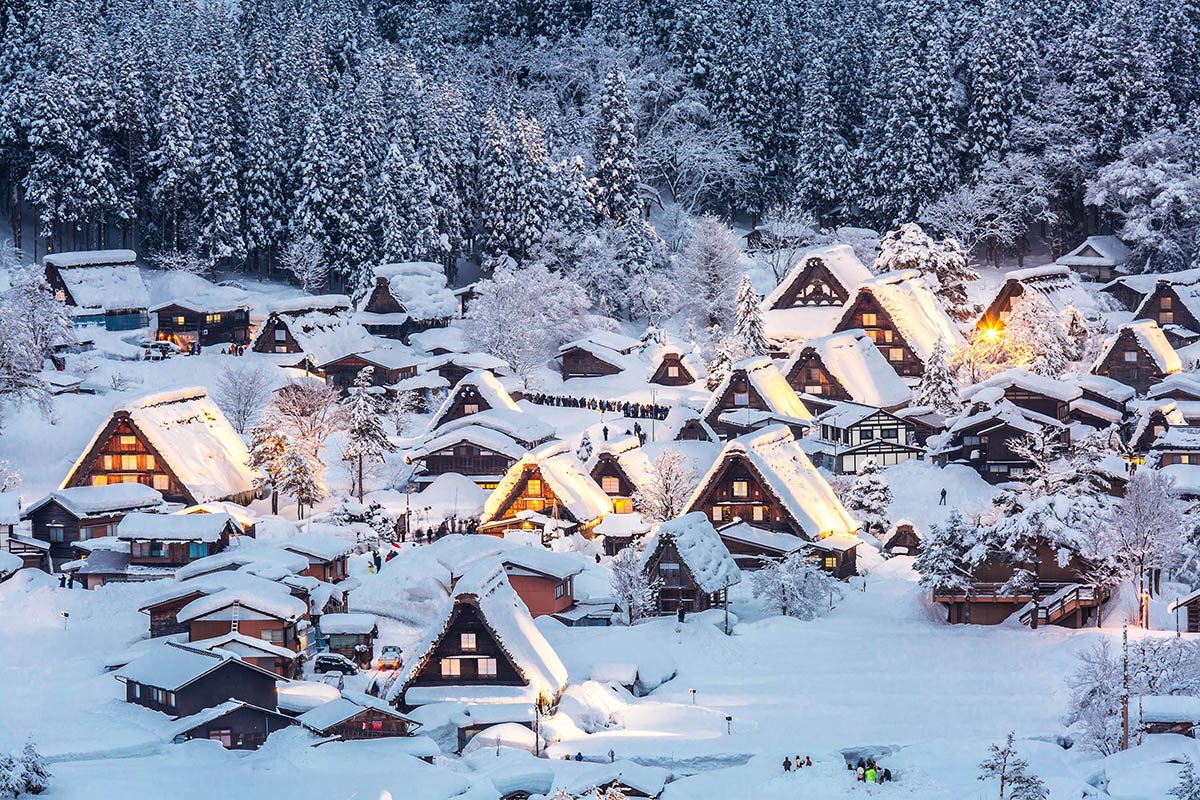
376,645,403,670
312,652,359,675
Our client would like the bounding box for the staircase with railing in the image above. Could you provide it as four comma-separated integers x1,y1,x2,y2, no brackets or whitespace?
1018,584,1097,627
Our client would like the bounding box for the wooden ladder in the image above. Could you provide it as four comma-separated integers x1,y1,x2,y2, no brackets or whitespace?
230,600,241,634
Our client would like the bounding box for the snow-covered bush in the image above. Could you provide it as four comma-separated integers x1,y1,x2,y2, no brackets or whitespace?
750,552,840,619
611,546,660,625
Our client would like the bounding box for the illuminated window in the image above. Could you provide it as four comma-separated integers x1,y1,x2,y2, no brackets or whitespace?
862,313,877,327
119,435,138,450
440,658,461,678
732,480,749,498
145,455,156,469
1162,312,1175,324
91,475,108,486
527,479,543,496
205,313,222,324
1162,296,1173,309
121,455,139,471
1124,351,1137,362
601,476,621,494
805,384,823,395
889,348,904,361
463,403,479,415
752,505,766,522
667,365,680,378
275,345,288,353
175,316,186,326
102,455,115,470
711,505,723,522
478,658,497,678
460,633,477,651
824,557,837,570
152,474,169,491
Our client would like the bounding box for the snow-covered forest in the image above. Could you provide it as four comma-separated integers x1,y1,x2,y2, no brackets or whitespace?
2,0,1199,294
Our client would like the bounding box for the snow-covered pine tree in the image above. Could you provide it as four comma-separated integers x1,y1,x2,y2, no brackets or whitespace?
676,215,741,331
279,437,325,520
0,752,22,799
1172,758,1200,800
478,110,519,263
913,339,962,414
510,113,552,261
341,367,397,502
842,457,892,537
241,62,285,275
633,449,698,522
732,275,769,358
577,431,594,462
621,217,673,324
1003,291,1073,376
248,411,290,515
978,733,1047,800
193,83,244,274
592,69,642,224
146,66,198,252
704,332,739,391
549,156,597,236
292,108,337,260
874,223,980,321
1062,305,1091,361
961,0,1035,176
751,551,841,619
19,741,49,795
610,545,660,625
915,510,976,593
793,46,844,215
326,113,377,296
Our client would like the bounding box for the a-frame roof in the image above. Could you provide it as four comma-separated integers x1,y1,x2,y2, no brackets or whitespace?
763,244,874,310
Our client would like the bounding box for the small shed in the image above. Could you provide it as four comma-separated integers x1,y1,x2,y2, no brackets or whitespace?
1169,589,1200,633
170,700,296,750
1056,235,1130,282
320,612,379,667
806,535,861,579
640,512,742,614
298,693,421,740
1139,695,1200,737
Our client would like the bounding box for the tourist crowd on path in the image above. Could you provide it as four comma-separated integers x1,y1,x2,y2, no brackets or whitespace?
524,393,670,421
783,756,894,785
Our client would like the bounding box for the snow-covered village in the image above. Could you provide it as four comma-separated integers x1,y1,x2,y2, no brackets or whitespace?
4,1,1200,798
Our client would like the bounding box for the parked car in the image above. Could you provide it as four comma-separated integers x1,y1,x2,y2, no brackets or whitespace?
377,645,403,670
312,652,359,675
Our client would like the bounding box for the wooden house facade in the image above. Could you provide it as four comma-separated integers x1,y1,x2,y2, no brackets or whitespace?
172,701,296,750
762,245,873,310
319,613,378,667
640,513,740,614
702,357,811,440
648,349,699,386
117,513,234,568
933,402,1068,483
478,444,611,537
1091,321,1182,394
298,697,420,740
62,389,258,506
811,403,922,474
115,643,280,718
430,371,519,429
1135,282,1200,345
151,288,252,347
835,291,923,376
21,485,163,569
141,588,208,637
318,351,420,395
358,262,456,341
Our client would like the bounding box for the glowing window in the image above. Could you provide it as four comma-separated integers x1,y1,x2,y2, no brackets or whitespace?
1124,351,1137,362
440,658,461,678
121,455,138,471
732,480,749,498
752,505,766,522
711,506,722,522
667,365,680,377
478,658,497,678
463,403,479,415
460,633,477,652
824,557,837,569
153,474,169,491
174,316,186,326
862,313,877,327
527,479,543,496
601,476,621,494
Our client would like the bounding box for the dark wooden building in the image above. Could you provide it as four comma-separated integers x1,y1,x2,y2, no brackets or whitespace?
1170,590,1200,633
477,444,611,537
21,484,163,570
409,425,530,490
976,264,1089,332
932,401,1069,483
1091,321,1182,395
140,586,209,638
702,356,811,440
685,426,858,539
114,642,281,718
588,437,649,515
810,402,922,474
320,613,378,667
647,347,702,386
317,350,422,395
429,370,520,429
932,538,1102,626
171,700,296,750
388,564,567,710
282,536,354,583
556,331,641,380
883,520,922,554
62,388,258,506
151,288,252,347
116,512,234,567
761,245,873,310
641,512,741,614
781,330,911,411
1134,281,1200,347
833,271,966,378
357,262,456,341
715,521,805,570
963,370,1080,424
298,695,421,740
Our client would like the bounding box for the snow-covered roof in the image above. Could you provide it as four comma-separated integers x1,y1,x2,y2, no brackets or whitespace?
1148,372,1200,402
1151,427,1200,451
66,388,258,504
429,370,521,430
116,512,232,542
553,761,672,798
1056,235,1130,268
189,631,300,662
176,585,308,624
1069,372,1138,403
167,700,292,740
431,408,555,449
1093,321,1182,375
316,347,424,373
23,483,163,520
841,271,967,361
44,249,136,268
659,406,718,441
390,562,568,706
482,441,612,525
0,550,21,578
559,330,642,355
645,344,706,382
998,265,1098,318
172,546,309,582
423,351,510,373
318,612,378,635
281,533,354,563
813,401,893,430
150,285,251,315
717,521,806,554
55,263,149,313
500,547,584,581
688,425,858,539
256,295,375,366
593,512,651,538
784,330,910,408
298,693,416,733
641,512,741,593
410,424,529,463
763,243,874,310
114,642,275,690
266,294,351,315
963,369,1082,403
702,356,812,422
368,262,457,321
1139,695,1200,723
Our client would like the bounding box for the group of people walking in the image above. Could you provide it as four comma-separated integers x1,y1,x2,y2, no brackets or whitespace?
782,755,813,772
851,757,892,784
524,393,670,421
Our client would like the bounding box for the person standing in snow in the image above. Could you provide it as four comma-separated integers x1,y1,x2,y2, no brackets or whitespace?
865,766,877,783
783,757,792,773
574,752,583,762
856,765,865,782
805,756,812,767
939,488,947,505
795,755,802,769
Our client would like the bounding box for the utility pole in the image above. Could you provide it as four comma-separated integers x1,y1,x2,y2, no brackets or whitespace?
1121,621,1130,751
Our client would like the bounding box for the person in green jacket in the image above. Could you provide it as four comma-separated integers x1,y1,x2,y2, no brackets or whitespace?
865,767,878,783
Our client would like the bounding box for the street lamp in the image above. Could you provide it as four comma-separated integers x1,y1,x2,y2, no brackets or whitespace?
533,691,551,757
689,688,696,705
725,715,732,735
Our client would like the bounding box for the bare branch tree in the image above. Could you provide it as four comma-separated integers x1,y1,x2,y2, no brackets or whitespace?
213,363,273,433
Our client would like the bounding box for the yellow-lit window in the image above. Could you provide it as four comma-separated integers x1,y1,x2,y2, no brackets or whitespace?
102,455,115,470
464,403,479,415
732,480,749,498
440,658,461,678
119,435,137,450
667,365,680,378
889,348,904,361
862,313,877,327
527,479,542,496
711,506,722,522
205,313,222,324
121,455,139,471
144,455,155,470
153,474,169,491
478,658,497,678
824,557,837,569
601,476,621,494
753,505,766,521
91,475,108,486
